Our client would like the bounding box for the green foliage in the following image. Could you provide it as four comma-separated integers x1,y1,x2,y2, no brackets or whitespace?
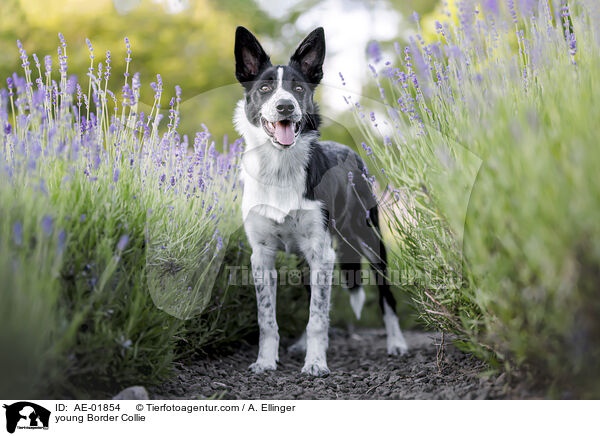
0,137,259,398
0,188,64,397
359,1,600,397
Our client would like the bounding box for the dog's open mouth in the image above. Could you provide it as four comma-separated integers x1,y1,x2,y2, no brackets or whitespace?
262,118,300,147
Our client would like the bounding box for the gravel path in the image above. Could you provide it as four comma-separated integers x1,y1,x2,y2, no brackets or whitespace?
151,329,541,400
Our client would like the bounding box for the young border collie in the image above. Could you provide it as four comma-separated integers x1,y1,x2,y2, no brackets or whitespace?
233,26,408,376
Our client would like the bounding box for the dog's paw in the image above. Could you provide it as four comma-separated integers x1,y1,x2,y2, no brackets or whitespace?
387,339,408,356
249,360,277,374
301,361,330,377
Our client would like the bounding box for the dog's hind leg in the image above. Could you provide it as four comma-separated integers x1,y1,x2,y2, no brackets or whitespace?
370,244,408,356
361,207,408,356
376,269,408,356
336,237,367,320
340,261,366,320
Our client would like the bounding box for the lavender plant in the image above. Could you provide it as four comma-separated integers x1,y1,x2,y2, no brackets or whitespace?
356,0,600,396
0,35,254,397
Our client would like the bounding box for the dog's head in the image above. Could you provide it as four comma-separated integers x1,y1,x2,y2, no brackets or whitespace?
234,26,325,150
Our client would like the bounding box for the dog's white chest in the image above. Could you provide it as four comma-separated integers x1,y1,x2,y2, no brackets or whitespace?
240,170,320,224
239,136,321,223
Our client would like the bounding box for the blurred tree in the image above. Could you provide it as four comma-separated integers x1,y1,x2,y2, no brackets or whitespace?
0,0,281,144
386,0,438,16
0,0,437,144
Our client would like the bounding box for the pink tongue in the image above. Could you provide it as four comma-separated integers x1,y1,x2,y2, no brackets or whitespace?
274,122,295,145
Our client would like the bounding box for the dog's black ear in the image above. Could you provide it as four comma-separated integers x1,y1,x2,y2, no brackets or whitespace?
235,26,271,85
289,27,325,84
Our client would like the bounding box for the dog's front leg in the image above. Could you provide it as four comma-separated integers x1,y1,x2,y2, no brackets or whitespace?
249,247,279,374
301,242,335,377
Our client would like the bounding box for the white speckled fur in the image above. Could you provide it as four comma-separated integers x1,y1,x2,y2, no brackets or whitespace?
235,90,334,375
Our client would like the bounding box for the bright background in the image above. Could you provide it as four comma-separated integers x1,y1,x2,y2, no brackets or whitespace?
1,0,438,145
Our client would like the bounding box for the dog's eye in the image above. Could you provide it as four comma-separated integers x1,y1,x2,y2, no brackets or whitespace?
294,85,305,93
259,85,272,93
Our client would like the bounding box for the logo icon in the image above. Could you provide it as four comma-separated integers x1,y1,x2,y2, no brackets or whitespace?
3,402,50,434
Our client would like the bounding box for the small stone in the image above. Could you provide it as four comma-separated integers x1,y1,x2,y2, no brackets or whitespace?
113,386,149,400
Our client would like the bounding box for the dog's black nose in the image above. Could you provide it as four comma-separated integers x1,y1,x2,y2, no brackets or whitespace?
276,99,295,115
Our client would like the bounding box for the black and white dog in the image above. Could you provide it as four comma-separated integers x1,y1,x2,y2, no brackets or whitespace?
233,26,408,376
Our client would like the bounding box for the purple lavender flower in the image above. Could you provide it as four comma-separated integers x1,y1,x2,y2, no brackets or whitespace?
412,11,420,24
124,36,132,70
117,234,129,251
368,64,378,78
104,50,111,81
568,33,577,58
6,77,13,97
113,167,120,183
175,85,182,104
86,38,94,60
66,75,77,94
41,215,53,235
168,97,176,129
16,40,30,69
132,72,141,96
76,83,83,107
13,222,23,246
367,41,382,63
58,230,66,252
507,0,518,24
58,45,68,76
32,53,40,70
435,21,443,34
44,55,52,75
151,74,163,104
3,123,11,135
121,83,134,107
